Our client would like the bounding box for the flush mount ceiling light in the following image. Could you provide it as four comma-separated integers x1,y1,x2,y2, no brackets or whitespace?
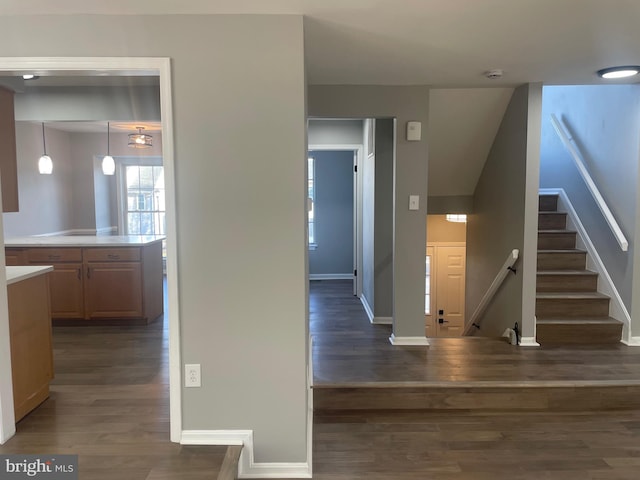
446,214,467,223
128,127,153,148
22,74,39,80
102,122,115,175
597,66,640,79
38,122,53,175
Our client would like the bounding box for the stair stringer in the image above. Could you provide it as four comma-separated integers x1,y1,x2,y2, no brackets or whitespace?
539,188,631,343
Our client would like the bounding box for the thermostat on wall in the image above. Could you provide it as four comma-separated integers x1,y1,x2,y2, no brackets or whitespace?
406,121,421,141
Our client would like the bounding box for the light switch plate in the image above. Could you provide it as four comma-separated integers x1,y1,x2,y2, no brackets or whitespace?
409,195,419,210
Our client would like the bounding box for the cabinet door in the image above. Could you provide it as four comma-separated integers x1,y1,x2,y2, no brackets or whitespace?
0,87,18,212
85,262,143,319
5,248,26,266
48,263,85,319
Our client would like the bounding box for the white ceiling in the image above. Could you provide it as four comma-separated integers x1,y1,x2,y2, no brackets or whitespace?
1,0,640,86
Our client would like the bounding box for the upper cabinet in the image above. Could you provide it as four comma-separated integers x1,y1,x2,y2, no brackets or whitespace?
0,86,18,212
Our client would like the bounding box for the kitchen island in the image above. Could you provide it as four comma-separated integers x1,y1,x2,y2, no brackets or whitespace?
5,236,164,324
7,265,54,421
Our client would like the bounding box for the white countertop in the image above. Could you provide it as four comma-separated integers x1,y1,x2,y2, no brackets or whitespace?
5,235,165,247
6,266,54,285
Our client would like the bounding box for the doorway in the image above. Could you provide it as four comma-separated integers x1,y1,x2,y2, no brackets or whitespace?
0,58,180,444
425,215,467,337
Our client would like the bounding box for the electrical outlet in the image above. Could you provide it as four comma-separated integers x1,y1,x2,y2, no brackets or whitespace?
185,364,201,387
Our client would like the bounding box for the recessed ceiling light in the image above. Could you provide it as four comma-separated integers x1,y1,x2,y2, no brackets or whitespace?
22,74,39,80
597,66,640,79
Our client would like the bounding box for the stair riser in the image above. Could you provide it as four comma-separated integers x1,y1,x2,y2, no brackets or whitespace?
537,252,586,271
537,274,598,292
538,233,577,250
536,298,609,318
539,195,559,212
539,213,567,230
536,323,622,345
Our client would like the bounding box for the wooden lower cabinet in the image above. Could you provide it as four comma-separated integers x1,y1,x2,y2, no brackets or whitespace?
85,262,143,319
5,242,163,323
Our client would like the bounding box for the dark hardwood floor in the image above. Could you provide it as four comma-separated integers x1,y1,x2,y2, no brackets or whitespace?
4,278,640,479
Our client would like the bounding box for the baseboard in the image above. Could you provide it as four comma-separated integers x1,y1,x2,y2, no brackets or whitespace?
308,274,354,280
360,295,374,323
181,430,311,479
372,316,392,325
389,334,429,346
541,188,632,342
519,336,540,347
622,337,640,347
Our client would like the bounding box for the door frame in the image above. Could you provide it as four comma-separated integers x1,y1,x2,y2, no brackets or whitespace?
307,144,364,297
0,57,181,444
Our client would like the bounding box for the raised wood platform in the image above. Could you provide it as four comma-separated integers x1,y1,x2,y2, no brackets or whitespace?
311,280,640,413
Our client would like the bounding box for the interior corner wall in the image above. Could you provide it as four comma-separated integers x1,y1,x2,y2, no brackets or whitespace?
540,85,640,314
0,14,308,465
362,119,375,308
308,86,429,338
3,123,74,236
466,85,532,337
374,119,394,318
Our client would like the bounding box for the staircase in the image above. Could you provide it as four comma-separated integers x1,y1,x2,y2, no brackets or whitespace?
536,194,623,345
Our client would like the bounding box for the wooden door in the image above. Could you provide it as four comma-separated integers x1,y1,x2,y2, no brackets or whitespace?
435,246,466,337
85,262,143,319
424,246,435,336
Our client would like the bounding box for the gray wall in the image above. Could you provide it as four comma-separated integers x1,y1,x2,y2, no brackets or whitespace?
308,86,429,338
466,84,540,338
308,119,363,146
0,14,308,465
373,119,394,318
308,150,354,275
3,123,74,236
427,195,474,214
362,119,375,307
540,85,640,313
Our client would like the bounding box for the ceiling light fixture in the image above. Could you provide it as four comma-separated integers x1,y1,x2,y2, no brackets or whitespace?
597,66,640,79
22,74,39,80
128,127,153,148
38,122,53,175
102,122,115,175
446,214,467,223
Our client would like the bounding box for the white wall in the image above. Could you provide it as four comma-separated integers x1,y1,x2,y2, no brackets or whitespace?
0,14,309,468
308,119,363,145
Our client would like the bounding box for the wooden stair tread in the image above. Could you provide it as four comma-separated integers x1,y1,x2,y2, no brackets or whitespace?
218,445,243,480
537,270,597,276
537,317,621,324
538,229,577,234
537,292,609,300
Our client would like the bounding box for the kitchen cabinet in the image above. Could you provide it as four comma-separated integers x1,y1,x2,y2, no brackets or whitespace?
5,237,163,324
0,86,19,213
7,266,54,421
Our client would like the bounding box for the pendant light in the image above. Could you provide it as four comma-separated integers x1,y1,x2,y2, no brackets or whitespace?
38,122,53,175
102,122,115,175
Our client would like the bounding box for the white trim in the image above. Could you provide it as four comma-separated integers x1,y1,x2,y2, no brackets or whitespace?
181,430,311,479
519,336,540,347
0,57,181,445
550,114,628,251
540,188,632,343
389,334,430,346
622,337,640,347
372,316,393,325
308,273,353,280
360,295,374,323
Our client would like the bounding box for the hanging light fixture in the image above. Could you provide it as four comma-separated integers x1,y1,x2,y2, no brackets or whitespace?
102,122,115,175
38,122,53,175
128,126,153,148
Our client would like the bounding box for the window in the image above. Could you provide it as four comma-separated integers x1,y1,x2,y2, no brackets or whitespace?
308,157,315,246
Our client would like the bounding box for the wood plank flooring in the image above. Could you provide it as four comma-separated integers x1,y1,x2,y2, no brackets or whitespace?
0,300,228,479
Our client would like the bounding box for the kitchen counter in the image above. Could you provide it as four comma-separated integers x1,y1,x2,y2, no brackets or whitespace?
5,235,164,247
6,265,53,284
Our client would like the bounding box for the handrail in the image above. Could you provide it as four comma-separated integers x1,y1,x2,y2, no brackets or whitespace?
550,114,628,252
463,249,519,336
